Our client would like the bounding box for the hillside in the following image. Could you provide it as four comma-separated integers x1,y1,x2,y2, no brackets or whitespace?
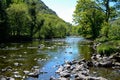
0,0,70,42
38,0,57,15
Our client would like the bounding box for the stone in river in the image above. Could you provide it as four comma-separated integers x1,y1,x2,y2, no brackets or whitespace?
23,70,30,74
14,62,19,66
60,71,71,78
0,77,6,80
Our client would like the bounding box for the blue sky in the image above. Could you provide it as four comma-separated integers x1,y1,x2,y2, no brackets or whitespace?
41,0,77,23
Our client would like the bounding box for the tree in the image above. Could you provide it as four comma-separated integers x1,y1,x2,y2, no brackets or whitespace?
73,0,105,39
108,18,120,40
96,0,120,38
0,0,9,41
6,3,31,36
96,0,120,22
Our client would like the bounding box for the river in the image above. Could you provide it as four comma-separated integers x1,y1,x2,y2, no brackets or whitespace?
0,36,119,80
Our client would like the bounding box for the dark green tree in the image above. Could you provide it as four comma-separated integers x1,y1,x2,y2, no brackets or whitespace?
0,0,9,41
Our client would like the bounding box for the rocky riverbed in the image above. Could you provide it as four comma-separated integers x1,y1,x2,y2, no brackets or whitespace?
0,37,120,80
50,52,120,80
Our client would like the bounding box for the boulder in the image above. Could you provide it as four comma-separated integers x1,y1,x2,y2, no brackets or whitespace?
28,72,39,78
23,70,30,74
0,77,6,80
60,71,71,78
7,77,15,80
87,61,93,67
99,61,113,67
56,66,63,73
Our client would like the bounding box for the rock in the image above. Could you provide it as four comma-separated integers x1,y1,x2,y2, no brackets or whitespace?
55,58,108,80
87,61,93,67
13,71,19,74
14,62,19,66
33,66,39,69
109,53,120,62
114,56,120,62
98,77,108,80
23,52,27,54
102,56,110,62
14,74,22,78
23,70,30,74
28,72,39,78
60,71,71,78
114,62,120,66
58,77,70,80
69,52,72,54
75,73,87,80
87,76,107,80
99,61,113,67
50,76,56,80
81,70,89,76
7,77,15,80
28,69,40,78
2,66,12,72
91,55,97,61
38,44,45,49
56,66,63,73
0,77,6,80
64,64,71,69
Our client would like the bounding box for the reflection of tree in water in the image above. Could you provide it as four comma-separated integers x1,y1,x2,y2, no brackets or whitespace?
78,43,93,60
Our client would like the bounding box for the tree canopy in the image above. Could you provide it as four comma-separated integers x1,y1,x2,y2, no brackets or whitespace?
0,0,70,42
73,0,120,39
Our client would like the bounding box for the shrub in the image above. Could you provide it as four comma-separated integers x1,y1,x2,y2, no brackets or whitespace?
95,36,108,42
108,26,120,40
97,44,117,56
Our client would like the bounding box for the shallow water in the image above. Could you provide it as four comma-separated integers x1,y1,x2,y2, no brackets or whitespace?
0,36,119,80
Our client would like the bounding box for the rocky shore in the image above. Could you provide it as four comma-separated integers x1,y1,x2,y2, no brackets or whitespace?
50,52,120,80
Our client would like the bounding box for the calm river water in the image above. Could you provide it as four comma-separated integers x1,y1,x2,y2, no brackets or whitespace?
0,36,119,80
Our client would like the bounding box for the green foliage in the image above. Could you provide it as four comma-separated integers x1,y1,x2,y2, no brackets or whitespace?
96,0,120,22
0,0,69,42
95,37,108,42
108,25,120,40
97,44,116,56
74,0,120,39
97,40,120,55
73,0,105,39
100,22,110,37
6,3,31,36
70,26,81,36
34,14,69,39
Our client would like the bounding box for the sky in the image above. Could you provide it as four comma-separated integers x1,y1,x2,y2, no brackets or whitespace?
41,0,77,23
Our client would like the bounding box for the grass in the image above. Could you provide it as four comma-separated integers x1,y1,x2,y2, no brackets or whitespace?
96,40,120,56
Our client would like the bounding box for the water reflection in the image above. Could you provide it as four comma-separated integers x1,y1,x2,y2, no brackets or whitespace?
79,45,93,60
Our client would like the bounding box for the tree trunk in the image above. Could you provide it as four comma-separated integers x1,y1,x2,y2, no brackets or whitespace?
105,0,110,22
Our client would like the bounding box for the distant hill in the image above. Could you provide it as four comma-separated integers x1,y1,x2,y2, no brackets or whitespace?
38,0,57,15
